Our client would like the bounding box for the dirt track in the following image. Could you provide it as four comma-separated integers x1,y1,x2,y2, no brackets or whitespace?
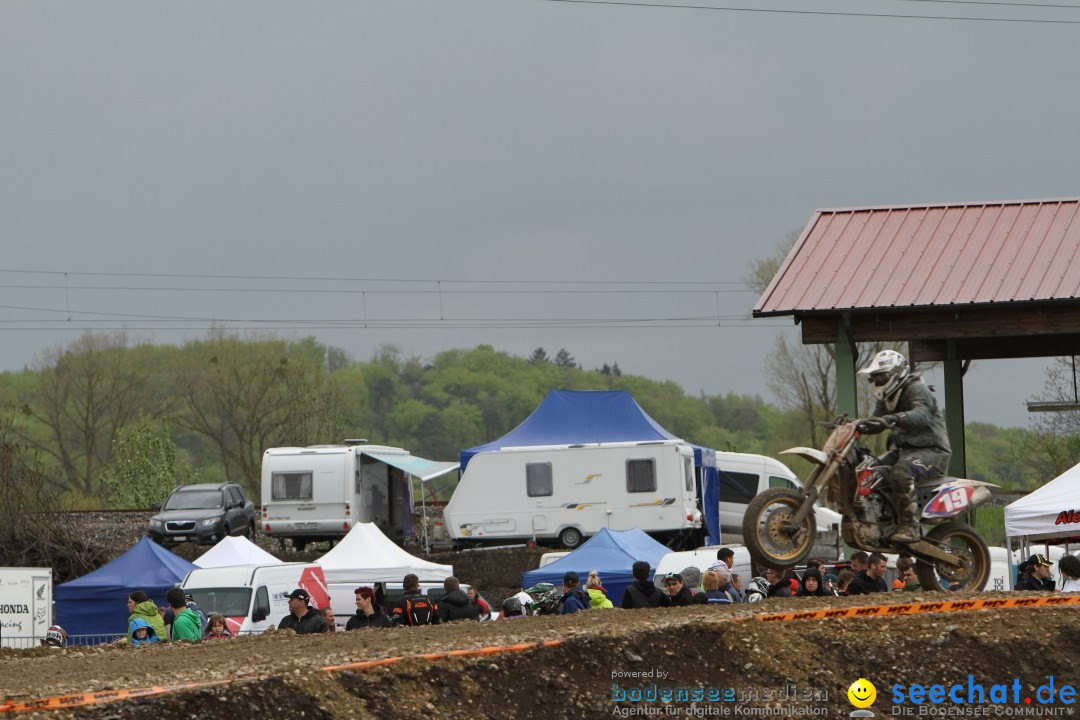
3,594,1079,720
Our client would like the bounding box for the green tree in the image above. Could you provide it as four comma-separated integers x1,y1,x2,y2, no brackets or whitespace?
174,330,341,497
100,416,198,509
2,331,167,500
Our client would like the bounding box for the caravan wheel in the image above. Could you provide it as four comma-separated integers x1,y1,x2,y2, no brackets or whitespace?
559,527,583,549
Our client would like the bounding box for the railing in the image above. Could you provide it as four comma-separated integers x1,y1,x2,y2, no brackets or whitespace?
2,630,273,649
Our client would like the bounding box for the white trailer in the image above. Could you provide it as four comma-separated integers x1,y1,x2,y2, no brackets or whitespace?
443,440,702,549
261,442,458,551
0,567,52,648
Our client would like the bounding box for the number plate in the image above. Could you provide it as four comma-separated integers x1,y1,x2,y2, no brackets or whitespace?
173,536,187,542
296,523,318,530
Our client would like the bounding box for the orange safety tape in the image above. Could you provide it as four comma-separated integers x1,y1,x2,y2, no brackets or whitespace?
0,639,562,714
751,593,1080,622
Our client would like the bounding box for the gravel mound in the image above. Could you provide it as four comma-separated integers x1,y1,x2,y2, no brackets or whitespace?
3,595,1077,719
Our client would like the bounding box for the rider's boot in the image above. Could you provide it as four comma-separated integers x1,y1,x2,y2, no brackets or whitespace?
890,493,922,544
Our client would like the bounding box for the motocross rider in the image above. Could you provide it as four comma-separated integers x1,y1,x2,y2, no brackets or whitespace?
857,350,952,544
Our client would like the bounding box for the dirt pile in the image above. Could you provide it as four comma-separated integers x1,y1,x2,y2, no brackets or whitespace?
3,596,1078,720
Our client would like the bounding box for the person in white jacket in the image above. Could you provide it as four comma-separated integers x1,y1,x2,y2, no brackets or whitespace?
1058,554,1080,592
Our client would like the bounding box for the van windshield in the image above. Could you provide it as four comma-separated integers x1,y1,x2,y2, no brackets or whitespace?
164,490,224,510
185,587,252,617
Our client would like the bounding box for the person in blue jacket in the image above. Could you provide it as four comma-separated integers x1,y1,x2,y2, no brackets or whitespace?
559,571,591,614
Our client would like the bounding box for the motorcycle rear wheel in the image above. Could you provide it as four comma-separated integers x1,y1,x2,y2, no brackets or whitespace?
914,521,991,592
742,488,817,570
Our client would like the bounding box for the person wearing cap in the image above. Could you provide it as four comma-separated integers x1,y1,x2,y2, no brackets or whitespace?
278,588,329,634
436,577,480,623
346,586,391,629
620,561,672,609
1015,554,1055,592
662,572,694,606
559,571,591,615
166,587,202,642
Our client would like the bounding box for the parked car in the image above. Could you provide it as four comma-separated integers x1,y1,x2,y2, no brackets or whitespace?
147,483,257,547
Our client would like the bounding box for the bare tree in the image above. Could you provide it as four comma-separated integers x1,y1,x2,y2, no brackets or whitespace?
3,331,163,499
174,330,342,497
1023,357,1080,479
748,231,897,445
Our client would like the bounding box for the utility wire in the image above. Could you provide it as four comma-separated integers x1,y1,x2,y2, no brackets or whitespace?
0,268,747,286
533,0,1080,23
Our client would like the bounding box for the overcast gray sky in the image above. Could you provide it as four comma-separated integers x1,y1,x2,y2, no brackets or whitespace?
2,0,1077,429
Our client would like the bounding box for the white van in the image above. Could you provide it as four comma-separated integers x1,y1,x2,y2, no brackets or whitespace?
261,442,458,551
181,562,330,635
653,545,755,590
444,440,702,549
714,451,842,556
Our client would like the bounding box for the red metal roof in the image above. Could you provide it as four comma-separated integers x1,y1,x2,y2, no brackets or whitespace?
754,197,1080,316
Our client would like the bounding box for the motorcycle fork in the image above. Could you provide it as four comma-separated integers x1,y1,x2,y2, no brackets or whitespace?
787,447,846,529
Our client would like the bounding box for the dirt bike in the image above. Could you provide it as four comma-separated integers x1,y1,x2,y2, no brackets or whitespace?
741,416,995,591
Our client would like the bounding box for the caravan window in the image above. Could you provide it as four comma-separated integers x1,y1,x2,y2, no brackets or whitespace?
717,471,759,504
626,459,656,493
684,457,694,492
271,472,313,500
526,463,553,497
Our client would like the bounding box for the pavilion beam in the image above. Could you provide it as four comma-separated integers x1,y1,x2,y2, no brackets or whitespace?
799,304,1080,345
942,340,966,478
835,317,858,418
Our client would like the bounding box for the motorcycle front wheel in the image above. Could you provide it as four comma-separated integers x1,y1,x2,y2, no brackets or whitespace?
914,521,991,592
742,488,817,570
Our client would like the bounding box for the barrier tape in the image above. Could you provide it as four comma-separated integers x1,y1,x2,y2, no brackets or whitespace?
5,597,1079,715
751,593,1080,623
0,640,562,715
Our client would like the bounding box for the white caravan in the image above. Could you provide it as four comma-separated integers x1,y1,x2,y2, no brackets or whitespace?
444,440,702,549
181,562,329,635
261,442,458,550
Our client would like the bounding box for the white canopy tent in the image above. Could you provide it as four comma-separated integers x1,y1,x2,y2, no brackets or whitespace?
193,535,283,568
1004,462,1080,589
1005,461,1080,541
316,522,452,584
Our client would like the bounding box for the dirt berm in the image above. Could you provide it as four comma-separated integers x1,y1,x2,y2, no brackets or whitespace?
2,595,1078,720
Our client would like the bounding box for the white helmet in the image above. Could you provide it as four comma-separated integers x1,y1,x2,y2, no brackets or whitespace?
858,350,909,401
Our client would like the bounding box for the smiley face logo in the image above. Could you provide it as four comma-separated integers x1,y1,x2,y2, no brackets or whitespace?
848,678,876,708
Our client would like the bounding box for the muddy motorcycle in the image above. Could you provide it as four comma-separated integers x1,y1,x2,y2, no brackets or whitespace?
741,416,995,591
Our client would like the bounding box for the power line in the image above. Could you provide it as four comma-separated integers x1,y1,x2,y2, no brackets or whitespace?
0,269,748,286
532,0,1080,23
0,283,754,295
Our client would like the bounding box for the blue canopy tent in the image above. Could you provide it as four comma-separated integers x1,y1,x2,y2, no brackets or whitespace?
460,390,722,542
56,537,197,639
520,527,670,603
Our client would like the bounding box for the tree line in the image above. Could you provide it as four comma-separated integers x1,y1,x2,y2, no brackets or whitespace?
0,330,1064,509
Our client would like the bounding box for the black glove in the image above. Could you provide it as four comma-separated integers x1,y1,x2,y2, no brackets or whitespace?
881,414,901,427
857,418,887,435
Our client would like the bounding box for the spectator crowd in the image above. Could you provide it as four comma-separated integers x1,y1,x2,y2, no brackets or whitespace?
42,547,1080,648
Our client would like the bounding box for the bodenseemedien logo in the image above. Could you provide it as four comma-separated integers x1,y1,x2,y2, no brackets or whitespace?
849,678,877,718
